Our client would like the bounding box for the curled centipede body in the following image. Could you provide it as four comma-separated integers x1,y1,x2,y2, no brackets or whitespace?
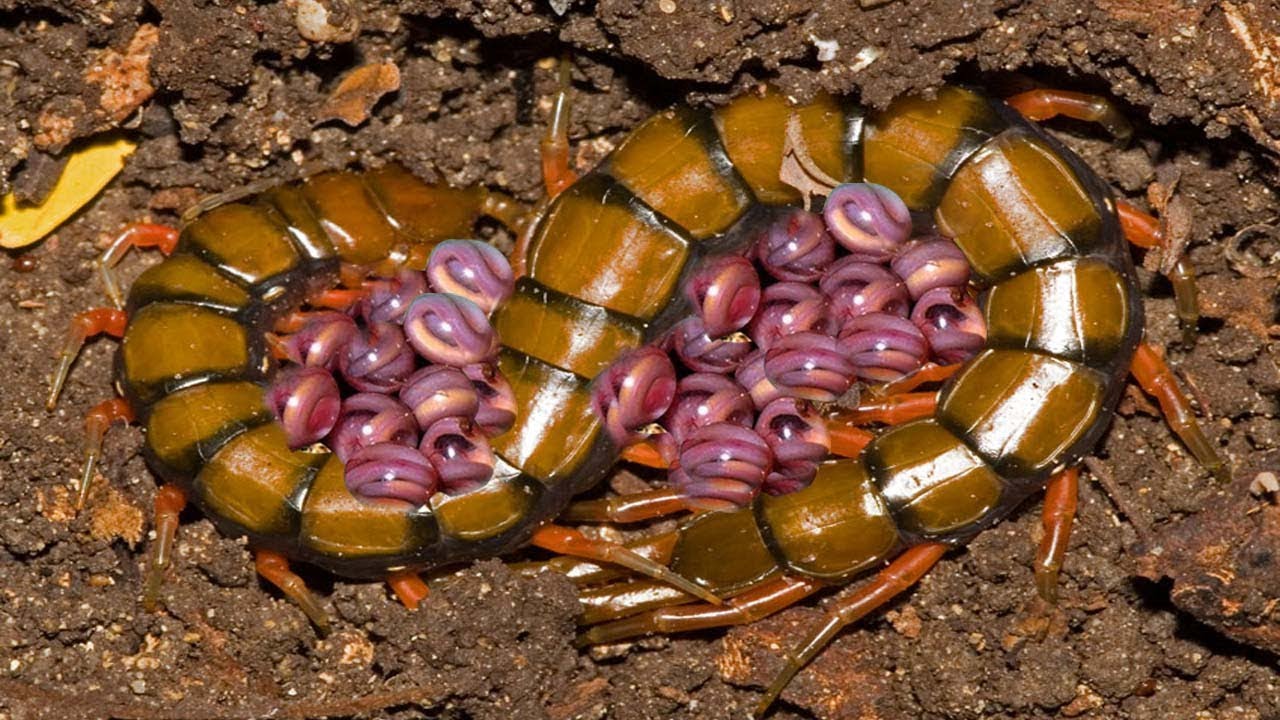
53,80,1225,711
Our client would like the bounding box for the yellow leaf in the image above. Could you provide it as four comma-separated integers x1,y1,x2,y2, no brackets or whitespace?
0,134,137,249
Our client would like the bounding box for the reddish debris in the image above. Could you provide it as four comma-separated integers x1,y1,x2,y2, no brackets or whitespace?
1136,473,1280,654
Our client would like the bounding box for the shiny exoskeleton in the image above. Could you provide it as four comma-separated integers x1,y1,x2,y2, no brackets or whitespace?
116,85,1139,590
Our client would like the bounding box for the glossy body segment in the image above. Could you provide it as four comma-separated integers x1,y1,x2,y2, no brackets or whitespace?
670,86,1138,592
525,175,692,321
865,419,1003,538
862,86,1004,212
983,258,1131,367
605,107,752,239
300,455,437,559
936,350,1108,480
489,350,606,489
119,304,259,407
714,90,861,204
491,278,644,379
935,130,1104,283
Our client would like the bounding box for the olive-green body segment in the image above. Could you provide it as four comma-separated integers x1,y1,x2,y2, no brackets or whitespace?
756,459,900,580
492,278,644,379
117,84,1141,582
865,420,1003,538
668,506,780,596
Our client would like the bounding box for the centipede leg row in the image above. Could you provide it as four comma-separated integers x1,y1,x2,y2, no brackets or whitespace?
49,78,1228,714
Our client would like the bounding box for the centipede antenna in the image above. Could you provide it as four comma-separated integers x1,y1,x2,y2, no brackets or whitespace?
531,524,724,605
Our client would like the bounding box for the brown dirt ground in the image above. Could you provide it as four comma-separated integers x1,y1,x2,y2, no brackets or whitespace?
2,0,1279,718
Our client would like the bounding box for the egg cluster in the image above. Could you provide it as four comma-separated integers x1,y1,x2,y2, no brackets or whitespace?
591,182,987,509
267,240,517,505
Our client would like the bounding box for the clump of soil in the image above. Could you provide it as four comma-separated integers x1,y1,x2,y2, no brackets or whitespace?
1,1,1278,718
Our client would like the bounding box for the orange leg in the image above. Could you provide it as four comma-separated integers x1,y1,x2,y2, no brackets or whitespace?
828,424,875,459
867,362,961,398
1005,89,1132,140
265,332,292,361
386,570,430,610
620,439,671,469
1117,199,1199,344
480,191,532,236
755,543,947,716
1131,343,1229,481
98,223,180,309
540,57,578,198
274,309,326,334
254,549,331,634
579,575,823,645
142,484,187,613
579,579,697,626
514,530,679,586
46,308,128,409
77,397,134,511
530,524,722,605
308,288,366,312
834,391,937,426
561,487,691,524
1035,467,1079,604
1116,199,1160,250
826,391,937,459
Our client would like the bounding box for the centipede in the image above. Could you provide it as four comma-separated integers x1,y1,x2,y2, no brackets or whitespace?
48,76,1229,715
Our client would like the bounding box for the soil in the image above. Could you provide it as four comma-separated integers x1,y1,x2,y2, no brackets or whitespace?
1,0,1279,718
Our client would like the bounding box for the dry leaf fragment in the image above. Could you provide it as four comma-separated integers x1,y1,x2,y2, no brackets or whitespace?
0,133,136,249
318,61,401,127
778,115,841,210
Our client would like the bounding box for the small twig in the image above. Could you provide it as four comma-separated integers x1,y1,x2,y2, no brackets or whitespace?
1083,457,1154,546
